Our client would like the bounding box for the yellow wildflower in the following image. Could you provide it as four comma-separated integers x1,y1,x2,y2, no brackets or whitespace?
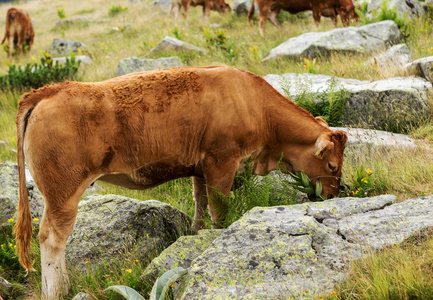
126,269,132,273
85,261,90,264
33,218,39,222
366,168,372,174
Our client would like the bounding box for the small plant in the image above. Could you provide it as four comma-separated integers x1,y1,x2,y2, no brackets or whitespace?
203,28,238,61
57,8,66,19
372,0,408,30
105,267,188,300
0,52,81,90
340,167,374,197
172,26,182,40
303,57,319,74
108,5,128,17
287,170,324,201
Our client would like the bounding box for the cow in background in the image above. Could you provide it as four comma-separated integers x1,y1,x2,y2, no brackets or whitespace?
1,8,34,59
170,0,231,27
248,0,358,36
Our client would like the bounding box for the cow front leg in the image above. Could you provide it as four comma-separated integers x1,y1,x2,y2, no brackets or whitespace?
192,176,208,232
203,160,238,229
7,36,14,59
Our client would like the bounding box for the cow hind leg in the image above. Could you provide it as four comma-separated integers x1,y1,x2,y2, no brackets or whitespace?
37,179,93,299
268,10,282,31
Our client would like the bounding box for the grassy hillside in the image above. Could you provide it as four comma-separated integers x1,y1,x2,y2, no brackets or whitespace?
0,0,433,299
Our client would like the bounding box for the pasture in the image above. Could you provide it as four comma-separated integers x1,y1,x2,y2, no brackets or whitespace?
0,0,433,299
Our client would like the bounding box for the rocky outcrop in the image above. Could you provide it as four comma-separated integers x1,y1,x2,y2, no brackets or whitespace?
370,43,412,75
65,195,192,268
149,37,206,55
264,72,432,131
367,0,425,20
151,0,172,9
233,0,256,15
263,21,401,61
144,195,433,299
141,229,222,283
331,127,415,149
49,39,88,57
406,56,433,83
115,56,183,76
0,162,44,228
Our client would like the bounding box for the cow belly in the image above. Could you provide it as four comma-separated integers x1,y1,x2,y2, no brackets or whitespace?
98,163,197,189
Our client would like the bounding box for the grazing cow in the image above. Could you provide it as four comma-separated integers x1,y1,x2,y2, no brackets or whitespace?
15,66,347,299
170,0,230,26
1,8,34,59
248,0,358,36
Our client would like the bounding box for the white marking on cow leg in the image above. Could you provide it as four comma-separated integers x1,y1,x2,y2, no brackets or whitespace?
173,4,180,27
192,176,208,232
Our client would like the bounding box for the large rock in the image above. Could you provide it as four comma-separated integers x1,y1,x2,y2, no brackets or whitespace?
115,56,183,76
263,21,401,61
151,0,172,9
367,0,425,19
149,37,206,55
370,43,413,75
49,39,88,57
331,127,416,149
0,162,44,228
406,56,433,83
141,229,222,283
65,195,192,267
233,0,256,15
264,72,432,131
176,195,433,299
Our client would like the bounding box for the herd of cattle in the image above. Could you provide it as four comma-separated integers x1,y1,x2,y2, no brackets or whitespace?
1,0,359,59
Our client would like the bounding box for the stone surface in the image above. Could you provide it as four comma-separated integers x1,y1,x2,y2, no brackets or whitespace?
406,56,433,82
149,37,206,55
53,55,93,66
141,229,222,283
115,56,183,76
370,43,413,75
367,0,425,19
263,21,401,61
177,195,433,299
65,194,192,267
71,292,92,300
49,39,88,57
0,162,44,228
264,72,432,130
233,0,256,15
151,0,172,9
331,127,416,149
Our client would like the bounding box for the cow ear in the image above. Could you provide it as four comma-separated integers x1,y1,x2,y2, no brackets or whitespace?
315,116,329,128
332,130,348,147
315,134,334,159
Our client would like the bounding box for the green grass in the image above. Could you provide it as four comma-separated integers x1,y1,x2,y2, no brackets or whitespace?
1,0,433,299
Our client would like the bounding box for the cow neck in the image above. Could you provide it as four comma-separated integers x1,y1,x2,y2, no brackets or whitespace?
267,96,328,147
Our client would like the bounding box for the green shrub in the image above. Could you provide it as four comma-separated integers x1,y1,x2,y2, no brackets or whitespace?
280,75,347,127
0,53,81,90
57,7,66,19
108,5,128,17
203,28,238,62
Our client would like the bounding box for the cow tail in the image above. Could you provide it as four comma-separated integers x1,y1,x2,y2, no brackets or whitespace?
247,0,255,24
14,101,36,273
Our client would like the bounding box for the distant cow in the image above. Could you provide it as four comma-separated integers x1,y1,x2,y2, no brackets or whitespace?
1,8,34,59
170,0,231,26
15,66,347,299
248,0,358,36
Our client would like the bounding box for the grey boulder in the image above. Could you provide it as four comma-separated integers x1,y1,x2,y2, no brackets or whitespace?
115,56,183,76
406,56,433,83
264,72,432,130
65,194,192,268
150,37,206,55
49,39,88,57
263,21,401,61
370,43,413,75
367,0,425,19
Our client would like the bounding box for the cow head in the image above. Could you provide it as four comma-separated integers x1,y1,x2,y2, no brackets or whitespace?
277,130,348,199
339,4,359,26
212,0,231,14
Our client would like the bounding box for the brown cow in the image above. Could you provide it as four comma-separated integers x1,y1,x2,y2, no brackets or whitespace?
248,0,358,36
1,8,34,59
15,66,347,299
170,0,230,26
